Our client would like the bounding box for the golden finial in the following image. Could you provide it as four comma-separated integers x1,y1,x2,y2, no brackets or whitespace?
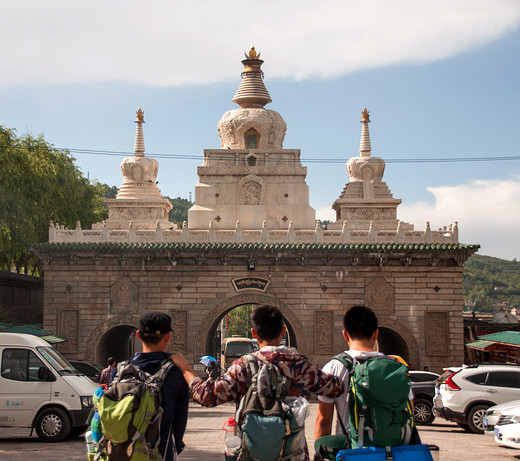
361,107,370,122
135,108,145,122
245,46,260,60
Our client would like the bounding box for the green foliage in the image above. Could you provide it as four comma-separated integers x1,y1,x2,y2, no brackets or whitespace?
0,126,108,274
463,254,520,312
165,196,193,227
227,304,254,337
100,184,119,199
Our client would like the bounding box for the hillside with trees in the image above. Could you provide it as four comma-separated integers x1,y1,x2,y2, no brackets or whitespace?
463,254,520,312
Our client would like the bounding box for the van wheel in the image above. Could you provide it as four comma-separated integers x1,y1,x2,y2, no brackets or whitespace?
467,404,488,434
35,407,71,442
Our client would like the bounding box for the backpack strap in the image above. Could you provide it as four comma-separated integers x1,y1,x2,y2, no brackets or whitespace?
145,358,174,390
112,360,130,384
242,353,259,386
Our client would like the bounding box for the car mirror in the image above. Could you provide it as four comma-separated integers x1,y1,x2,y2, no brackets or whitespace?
38,365,55,381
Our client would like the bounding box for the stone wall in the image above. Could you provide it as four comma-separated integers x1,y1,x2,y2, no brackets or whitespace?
35,243,474,373
0,271,44,325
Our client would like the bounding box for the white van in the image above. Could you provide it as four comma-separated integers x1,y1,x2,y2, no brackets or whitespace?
0,333,97,442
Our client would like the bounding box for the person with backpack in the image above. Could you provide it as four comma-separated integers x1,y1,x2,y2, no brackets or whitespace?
102,311,189,460
314,305,415,460
171,304,344,460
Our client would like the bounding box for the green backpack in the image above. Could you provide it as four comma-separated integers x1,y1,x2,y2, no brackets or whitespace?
94,359,173,461
336,353,414,449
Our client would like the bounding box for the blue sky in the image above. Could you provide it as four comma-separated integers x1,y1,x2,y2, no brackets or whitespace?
2,1,520,259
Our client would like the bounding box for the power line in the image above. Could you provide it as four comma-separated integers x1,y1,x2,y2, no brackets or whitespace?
3,143,520,165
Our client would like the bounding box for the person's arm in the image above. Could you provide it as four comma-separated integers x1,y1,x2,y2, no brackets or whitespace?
315,400,335,439
172,371,190,454
170,353,197,384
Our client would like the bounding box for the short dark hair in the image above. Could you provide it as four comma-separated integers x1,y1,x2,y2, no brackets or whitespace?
343,305,378,340
138,331,167,346
251,304,283,340
107,357,116,366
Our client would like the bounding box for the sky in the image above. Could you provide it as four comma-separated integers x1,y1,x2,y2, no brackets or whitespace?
1,0,520,260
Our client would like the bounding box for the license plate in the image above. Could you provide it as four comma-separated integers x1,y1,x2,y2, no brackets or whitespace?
483,417,488,427
495,427,500,438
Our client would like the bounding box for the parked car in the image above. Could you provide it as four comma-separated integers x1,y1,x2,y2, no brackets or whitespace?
410,371,440,425
495,422,520,449
69,359,102,383
433,364,520,433
483,399,520,434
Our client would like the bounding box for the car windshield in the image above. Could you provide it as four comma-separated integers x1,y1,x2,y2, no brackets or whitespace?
225,341,254,358
37,346,78,375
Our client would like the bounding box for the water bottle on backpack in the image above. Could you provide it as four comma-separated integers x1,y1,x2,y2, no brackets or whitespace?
222,417,241,460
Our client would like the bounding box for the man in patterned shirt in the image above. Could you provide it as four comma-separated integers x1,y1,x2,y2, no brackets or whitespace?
171,304,344,459
99,356,115,386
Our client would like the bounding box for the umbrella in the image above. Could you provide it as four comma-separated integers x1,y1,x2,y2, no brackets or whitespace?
199,355,218,367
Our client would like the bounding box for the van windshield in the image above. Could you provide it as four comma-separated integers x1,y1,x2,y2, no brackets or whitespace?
225,341,254,358
37,346,78,375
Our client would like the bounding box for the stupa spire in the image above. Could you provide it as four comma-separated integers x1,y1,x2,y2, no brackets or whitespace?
360,107,371,157
232,46,272,108
134,108,145,157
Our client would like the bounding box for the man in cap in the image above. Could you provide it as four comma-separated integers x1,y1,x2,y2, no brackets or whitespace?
116,311,189,460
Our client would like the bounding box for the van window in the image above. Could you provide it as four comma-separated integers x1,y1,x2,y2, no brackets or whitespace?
1,349,46,382
37,346,75,374
225,341,254,358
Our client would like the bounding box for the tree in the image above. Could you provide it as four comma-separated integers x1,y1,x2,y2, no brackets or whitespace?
166,196,193,227
227,304,255,337
0,126,108,275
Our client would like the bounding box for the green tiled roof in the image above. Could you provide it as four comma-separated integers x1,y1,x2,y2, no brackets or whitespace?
479,331,520,346
32,242,480,252
466,339,496,350
0,324,68,344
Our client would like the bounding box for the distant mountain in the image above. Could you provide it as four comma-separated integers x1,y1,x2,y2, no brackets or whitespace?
463,254,520,312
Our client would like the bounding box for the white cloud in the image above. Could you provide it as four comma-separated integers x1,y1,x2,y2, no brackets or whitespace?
1,0,519,87
398,178,520,260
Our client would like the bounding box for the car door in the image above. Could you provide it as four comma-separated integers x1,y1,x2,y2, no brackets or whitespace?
0,347,52,427
484,371,520,404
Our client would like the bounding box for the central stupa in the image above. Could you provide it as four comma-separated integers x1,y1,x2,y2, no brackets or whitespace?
188,47,316,230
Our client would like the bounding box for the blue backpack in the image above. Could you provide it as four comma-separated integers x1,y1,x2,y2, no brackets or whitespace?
234,354,308,461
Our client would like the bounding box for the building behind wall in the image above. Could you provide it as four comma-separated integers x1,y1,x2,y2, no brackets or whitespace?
32,48,478,371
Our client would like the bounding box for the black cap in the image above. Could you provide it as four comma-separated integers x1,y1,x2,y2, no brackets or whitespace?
139,311,172,335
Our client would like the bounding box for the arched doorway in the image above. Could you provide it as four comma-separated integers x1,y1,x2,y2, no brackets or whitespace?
204,303,298,360
377,327,410,364
96,325,142,365
194,293,306,360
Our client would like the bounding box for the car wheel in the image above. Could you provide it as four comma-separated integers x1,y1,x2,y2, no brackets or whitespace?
35,407,71,442
414,398,435,425
466,404,489,434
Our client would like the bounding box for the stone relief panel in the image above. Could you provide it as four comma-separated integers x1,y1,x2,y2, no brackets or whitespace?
238,175,266,205
169,310,187,353
57,309,79,354
365,277,395,316
314,310,334,355
110,276,139,315
425,311,449,356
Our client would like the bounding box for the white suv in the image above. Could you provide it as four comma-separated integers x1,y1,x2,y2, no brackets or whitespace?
433,364,520,433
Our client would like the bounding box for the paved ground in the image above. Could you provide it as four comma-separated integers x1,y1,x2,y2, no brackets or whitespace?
0,402,518,460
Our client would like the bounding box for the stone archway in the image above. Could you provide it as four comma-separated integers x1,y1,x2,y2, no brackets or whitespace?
194,293,307,359
84,315,139,364
377,318,420,369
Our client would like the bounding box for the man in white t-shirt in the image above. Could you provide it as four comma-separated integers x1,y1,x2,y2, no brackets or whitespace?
314,305,383,439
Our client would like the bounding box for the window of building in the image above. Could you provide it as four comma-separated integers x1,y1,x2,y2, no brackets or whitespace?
248,156,256,166
244,128,259,149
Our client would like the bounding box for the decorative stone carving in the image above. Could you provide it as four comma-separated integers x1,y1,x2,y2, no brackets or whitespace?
314,311,334,355
110,276,139,315
169,310,187,353
425,311,449,356
241,180,262,205
57,310,79,353
217,109,287,149
365,277,395,316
